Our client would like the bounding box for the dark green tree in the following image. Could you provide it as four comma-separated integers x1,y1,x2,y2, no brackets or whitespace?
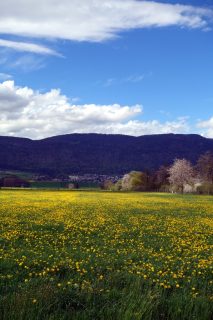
121,171,149,191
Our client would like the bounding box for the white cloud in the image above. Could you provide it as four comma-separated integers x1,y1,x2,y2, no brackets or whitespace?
0,1,212,44
10,55,45,72
0,73,12,80
104,74,145,87
0,54,45,72
197,118,213,138
0,80,190,139
0,39,59,56
125,75,145,83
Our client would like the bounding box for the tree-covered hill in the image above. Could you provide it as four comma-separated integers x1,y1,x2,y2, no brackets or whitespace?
0,133,213,175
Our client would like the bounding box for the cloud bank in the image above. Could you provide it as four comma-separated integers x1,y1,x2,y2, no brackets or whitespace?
0,0,212,45
0,80,190,139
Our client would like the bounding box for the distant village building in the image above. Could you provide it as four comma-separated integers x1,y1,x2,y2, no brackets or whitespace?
68,176,79,182
68,182,79,189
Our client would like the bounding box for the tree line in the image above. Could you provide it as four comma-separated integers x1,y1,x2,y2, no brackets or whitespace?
101,151,213,194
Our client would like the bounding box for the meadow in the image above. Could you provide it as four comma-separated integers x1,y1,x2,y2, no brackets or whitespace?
0,190,212,320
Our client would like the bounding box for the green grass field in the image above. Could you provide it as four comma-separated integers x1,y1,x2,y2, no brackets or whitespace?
0,190,212,320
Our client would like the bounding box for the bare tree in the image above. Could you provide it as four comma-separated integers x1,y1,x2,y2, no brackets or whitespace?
196,151,213,183
168,159,194,193
100,180,114,190
154,165,170,191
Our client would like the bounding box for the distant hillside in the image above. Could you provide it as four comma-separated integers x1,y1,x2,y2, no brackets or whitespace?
0,133,213,175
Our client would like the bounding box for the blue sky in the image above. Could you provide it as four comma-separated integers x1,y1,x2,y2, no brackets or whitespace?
0,0,213,139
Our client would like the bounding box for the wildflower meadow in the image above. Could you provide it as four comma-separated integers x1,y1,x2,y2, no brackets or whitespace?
0,190,212,319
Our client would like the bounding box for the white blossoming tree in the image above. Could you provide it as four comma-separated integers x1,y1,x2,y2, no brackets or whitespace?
168,159,194,193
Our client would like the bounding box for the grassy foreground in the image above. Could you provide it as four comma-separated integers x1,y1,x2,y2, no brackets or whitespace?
0,191,212,320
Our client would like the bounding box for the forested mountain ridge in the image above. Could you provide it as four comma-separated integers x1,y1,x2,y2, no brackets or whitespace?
0,133,213,175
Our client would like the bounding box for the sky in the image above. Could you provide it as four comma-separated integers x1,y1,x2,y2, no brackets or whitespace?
0,0,213,139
